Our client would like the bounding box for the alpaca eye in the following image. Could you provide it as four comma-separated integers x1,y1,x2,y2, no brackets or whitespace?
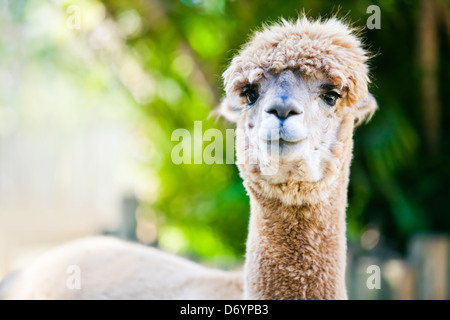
245,89,259,105
322,91,341,106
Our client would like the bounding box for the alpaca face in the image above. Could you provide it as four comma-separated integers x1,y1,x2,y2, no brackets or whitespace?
235,69,345,183
219,18,378,186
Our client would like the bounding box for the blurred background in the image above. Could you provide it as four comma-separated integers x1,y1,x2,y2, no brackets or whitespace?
0,0,449,299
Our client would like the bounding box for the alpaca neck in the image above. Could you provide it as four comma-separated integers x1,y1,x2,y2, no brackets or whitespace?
243,180,348,300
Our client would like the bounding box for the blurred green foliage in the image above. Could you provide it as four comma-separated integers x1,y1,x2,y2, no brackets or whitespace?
102,0,450,263
3,0,449,266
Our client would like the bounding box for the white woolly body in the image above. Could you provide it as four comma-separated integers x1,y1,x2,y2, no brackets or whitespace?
1,237,242,300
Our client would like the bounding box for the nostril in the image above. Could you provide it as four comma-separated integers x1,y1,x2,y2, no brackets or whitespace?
266,106,302,119
292,110,304,118
287,110,300,117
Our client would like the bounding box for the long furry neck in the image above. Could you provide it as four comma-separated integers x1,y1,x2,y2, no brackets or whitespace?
243,177,348,300
242,115,354,300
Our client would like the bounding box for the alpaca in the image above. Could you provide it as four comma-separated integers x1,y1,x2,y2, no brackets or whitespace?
0,17,376,300
219,17,377,299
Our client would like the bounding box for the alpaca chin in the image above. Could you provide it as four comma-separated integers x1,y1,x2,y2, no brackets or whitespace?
240,137,329,184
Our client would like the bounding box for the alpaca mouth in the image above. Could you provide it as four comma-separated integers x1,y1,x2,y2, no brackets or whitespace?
263,137,307,156
260,125,308,144
279,138,305,145
263,135,307,145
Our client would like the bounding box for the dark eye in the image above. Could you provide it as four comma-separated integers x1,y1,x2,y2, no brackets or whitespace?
245,89,259,105
322,91,341,106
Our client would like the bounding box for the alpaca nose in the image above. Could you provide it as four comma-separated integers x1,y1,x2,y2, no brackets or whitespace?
266,101,302,120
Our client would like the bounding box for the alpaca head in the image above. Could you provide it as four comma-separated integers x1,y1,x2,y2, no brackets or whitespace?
219,17,377,193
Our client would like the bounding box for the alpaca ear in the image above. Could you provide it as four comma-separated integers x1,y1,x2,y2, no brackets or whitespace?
352,92,378,126
216,96,243,123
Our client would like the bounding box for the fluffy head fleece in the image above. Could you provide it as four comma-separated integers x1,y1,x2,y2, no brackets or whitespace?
221,17,374,125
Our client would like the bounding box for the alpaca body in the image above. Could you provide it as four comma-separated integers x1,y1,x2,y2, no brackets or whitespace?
1,236,242,299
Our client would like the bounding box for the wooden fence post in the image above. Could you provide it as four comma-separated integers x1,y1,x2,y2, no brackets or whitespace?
120,195,138,241
408,234,450,300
